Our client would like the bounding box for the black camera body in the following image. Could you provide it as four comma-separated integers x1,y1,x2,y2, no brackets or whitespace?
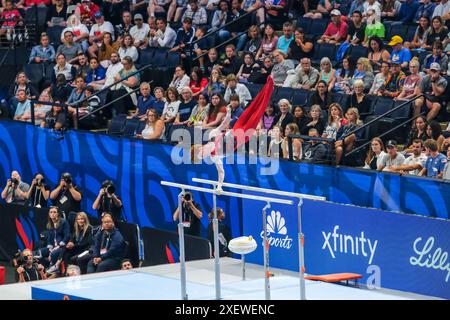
36,178,45,187
183,193,192,202
61,173,72,185
12,250,39,268
102,180,115,195
11,178,19,186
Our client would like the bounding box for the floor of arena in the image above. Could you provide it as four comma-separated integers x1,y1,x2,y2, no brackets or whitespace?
0,258,439,300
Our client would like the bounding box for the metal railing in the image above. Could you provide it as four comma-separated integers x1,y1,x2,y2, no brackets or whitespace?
342,94,426,160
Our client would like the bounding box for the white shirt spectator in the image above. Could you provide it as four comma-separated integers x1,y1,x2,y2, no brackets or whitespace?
103,62,124,89
224,83,252,105
148,26,177,48
182,6,208,27
443,159,450,180
118,46,139,62
61,24,89,42
380,152,406,171
403,153,428,175
169,74,190,93
130,23,150,46
90,21,115,43
364,1,382,20
432,0,450,18
363,151,386,169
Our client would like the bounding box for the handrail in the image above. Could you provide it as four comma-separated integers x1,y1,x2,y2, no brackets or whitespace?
341,94,425,141
189,6,264,47
72,63,153,116
344,112,426,158
78,86,141,121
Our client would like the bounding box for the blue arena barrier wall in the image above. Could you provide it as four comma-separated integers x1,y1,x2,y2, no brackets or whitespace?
0,120,449,241
242,199,450,299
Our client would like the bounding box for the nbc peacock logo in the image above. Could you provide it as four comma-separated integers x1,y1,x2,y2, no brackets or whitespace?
260,210,293,249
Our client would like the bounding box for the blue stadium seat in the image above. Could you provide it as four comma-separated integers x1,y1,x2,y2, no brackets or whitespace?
24,64,44,87
405,25,417,42
122,118,140,137
291,88,309,106
271,87,294,103
137,48,155,66
390,100,411,120
47,26,65,47
385,24,408,43
348,45,369,61
152,48,168,66
297,17,312,33
370,96,395,116
312,43,337,66
245,83,264,99
166,51,180,68
308,19,329,38
330,92,349,112
136,120,146,135
108,115,127,136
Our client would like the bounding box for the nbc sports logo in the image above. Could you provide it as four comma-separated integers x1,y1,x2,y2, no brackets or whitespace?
266,210,287,235
261,210,293,249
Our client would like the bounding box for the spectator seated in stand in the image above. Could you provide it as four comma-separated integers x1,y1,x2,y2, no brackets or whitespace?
271,49,295,87
419,138,448,178
284,57,319,89
302,127,329,163
29,32,56,64
223,73,251,105
335,107,364,164
288,27,313,62
53,53,77,84
41,101,68,131
388,35,412,70
422,40,449,75
276,21,294,55
345,10,366,46
363,137,386,170
318,9,348,45
304,0,340,19
405,15,429,50
377,61,406,98
136,108,166,140
377,139,406,171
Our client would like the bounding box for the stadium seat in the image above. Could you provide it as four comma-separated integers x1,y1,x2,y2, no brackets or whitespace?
385,24,408,43
308,18,329,38
245,83,264,99
330,92,349,112
108,115,127,136
136,120,146,135
348,45,369,61
369,96,395,116
312,43,337,66
297,17,312,33
291,88,309,106
137,48,155,66
47,26,65,47
405,25,417,42
152,48,169,66
24,7,48,29
24,64,44,87
122,118,140,137
166,51,180,68
271,87,294,103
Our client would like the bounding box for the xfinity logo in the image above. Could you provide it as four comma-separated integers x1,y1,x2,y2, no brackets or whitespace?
410,236,450,282
260,210,293,249
322,225,378,264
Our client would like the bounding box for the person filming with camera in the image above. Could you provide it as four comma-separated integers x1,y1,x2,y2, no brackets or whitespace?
92,180,123,223
172,191,203,237
26,173,50,208
15,249,47,283
1,171,30,205
49,172,82,219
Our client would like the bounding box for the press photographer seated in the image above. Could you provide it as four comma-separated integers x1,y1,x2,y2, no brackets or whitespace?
14,249,47,283
49,172,82,218
26,173,50,208
87,213,125,274
172,191,203,237
92,180,123,223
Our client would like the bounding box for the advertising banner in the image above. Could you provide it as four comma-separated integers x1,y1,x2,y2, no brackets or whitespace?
243,199,450,299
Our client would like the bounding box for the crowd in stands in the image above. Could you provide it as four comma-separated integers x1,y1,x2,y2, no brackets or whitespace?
0,0,448,173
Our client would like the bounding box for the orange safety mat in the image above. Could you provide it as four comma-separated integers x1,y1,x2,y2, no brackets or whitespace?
304,273,363,283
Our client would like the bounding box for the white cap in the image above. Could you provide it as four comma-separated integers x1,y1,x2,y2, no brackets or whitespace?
331,9,341,16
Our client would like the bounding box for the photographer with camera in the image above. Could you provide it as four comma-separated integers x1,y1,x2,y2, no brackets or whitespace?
26,173,50,208
1,171,30,205
87,213,125,274
15,249,47,283
92,180,123,223
49,172,82,219
172,191,203,237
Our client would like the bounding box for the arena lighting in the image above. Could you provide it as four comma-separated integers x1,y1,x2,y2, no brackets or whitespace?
192,178,327,301
161,181,293,301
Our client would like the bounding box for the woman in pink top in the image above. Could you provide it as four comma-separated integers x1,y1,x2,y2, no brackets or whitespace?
256,24,278,61
396,59,422,101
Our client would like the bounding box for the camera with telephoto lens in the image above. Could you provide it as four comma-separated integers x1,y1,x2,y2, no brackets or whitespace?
102,180,115,195
62,173,72,184
11,178,19,187
37,178,45,187
183,193,191,202
12,250,39,268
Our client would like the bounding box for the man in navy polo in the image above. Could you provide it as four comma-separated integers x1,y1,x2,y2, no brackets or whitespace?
129,82,155,120
419,139,447,178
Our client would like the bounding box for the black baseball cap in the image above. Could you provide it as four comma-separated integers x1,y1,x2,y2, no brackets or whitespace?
386,140,397,148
